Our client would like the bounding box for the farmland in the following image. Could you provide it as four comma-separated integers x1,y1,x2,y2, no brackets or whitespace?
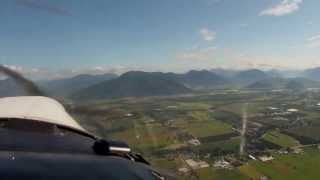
262,130,300,148
70,89,320,179
240,147,320,180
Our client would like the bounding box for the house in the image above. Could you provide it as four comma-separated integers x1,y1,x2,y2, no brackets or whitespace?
178,167,189,174
273,117,289,121
213,160,232,169
277,150,289,154
292,147,303,154
260,176,269,180
287,108,299,112
258,156,274,162
188,139,201,146
248,155,257,160
167,106,178,109
185,159,210,170
125,113,133,117
267,107,279,111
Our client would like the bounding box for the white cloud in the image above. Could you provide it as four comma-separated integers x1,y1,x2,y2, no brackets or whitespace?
306,34,320,48
307,35,320,42
93,66,105,71
200,28,216,41
306,21,313,25
260,0,303,16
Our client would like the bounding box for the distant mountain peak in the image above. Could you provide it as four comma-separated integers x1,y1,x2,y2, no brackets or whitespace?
72,71,191,100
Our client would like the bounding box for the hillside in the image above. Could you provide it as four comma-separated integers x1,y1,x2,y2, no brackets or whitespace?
179,70,229,89
39,73,117,96
246,77,320,89
72,71,191,100
233,69,269,85
303,67,320,81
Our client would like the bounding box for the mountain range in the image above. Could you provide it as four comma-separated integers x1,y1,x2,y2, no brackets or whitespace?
39,73,118,96
72,71,192,100
0,68,320,100
303,67,320,81
246,77,320,90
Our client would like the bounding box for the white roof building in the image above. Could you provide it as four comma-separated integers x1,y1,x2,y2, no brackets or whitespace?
188,139,201,146
178,167,189,174
287,108,299,112
259,156,274,162
267,107,279,110
185,159,209,170
0,96,86,133
213,160,232,169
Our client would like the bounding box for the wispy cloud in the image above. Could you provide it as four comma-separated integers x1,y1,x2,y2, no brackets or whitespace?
259,0,303,16
306,21,313,25
200,28,216,41
307,35,320,42
16,0,72,16
306,34,320,48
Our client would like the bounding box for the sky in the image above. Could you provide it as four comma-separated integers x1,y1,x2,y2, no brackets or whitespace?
1,0,320,79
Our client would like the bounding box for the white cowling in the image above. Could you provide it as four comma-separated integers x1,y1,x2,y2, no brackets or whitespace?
0,96,86,133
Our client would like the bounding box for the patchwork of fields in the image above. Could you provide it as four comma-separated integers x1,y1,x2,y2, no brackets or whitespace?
71,90,320,179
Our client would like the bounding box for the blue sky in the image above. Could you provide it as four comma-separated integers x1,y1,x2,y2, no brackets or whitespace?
1,0,320,76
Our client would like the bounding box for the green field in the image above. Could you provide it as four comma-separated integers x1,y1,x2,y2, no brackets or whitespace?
262,130,300,148
197,137,241,155
287,126,320,141
110,122,177,151
239,147,320,180
196,168,248,180
174,119,233,138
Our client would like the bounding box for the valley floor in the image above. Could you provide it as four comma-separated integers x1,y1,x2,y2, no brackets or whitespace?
69,89,320,179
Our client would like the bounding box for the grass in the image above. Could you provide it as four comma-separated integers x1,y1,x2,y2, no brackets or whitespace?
180,168,248,180
287,126,320,141
239,165,264,179
175,119,233,138
149,157,179,172
110,122,177,151
239,147,320,180
207,169,248,180
177,102,211,110
262,130,300,148
197,137,241,154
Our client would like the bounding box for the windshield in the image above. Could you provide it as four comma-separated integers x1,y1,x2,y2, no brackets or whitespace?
2,0,320,179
